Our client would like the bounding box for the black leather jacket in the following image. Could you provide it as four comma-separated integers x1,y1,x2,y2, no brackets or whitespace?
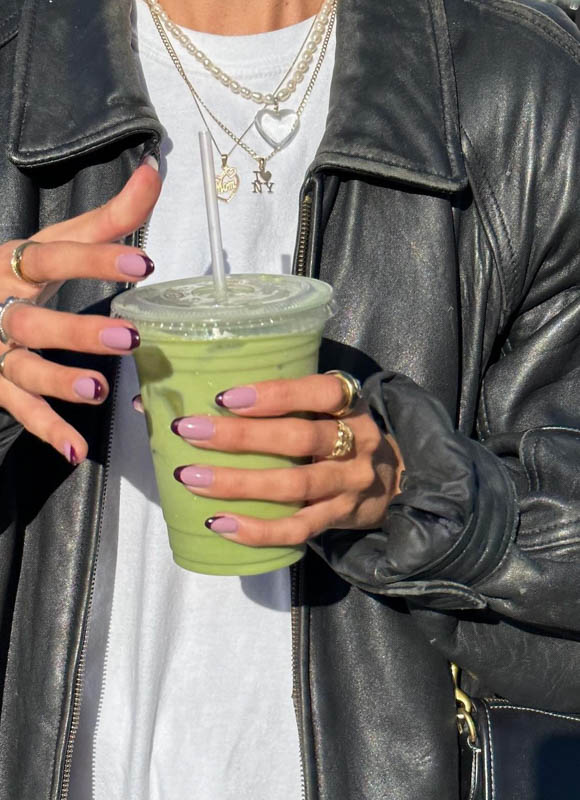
2,0,580,798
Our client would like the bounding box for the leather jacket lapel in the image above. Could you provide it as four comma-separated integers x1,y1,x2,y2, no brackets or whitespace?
314,0,467,192
9,0,466,189
8,0,162,168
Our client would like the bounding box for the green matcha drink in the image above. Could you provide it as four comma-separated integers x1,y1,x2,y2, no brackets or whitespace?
112,274,335,576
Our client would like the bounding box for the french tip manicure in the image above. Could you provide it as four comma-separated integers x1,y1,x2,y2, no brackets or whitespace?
63,441,79,466
100,327,140,351
142,256,155,276
214,387,257,409
73,377,104,401
205,516,239,534
117,253,155,278
171,417,184,434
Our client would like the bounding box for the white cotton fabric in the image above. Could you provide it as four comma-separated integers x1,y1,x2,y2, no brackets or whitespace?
91,5,335,800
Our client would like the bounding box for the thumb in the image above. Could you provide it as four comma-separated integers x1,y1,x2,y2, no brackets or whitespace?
35,159,162,245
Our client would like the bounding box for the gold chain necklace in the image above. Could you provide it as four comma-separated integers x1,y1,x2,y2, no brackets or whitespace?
148,1,336,200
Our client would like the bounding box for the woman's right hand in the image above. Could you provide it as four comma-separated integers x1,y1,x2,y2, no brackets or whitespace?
0,159,162,464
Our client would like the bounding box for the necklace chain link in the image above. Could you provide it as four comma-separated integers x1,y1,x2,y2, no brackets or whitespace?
147,0,336,167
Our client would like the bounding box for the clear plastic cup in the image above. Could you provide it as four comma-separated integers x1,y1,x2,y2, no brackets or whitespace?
112,274,335,575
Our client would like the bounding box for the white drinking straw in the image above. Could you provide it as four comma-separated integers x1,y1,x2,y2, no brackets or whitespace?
198,131,227,300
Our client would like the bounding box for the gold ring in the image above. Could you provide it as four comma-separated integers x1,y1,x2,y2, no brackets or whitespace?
0,346,26,378
325,370,362,418
325,419,355,459
10,241,45,287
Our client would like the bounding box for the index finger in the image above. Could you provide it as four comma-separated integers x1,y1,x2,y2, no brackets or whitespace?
214,374,353,417
33,159,161,245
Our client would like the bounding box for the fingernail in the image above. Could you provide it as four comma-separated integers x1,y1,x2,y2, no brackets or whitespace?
132,394,144,413
63,441,78,466
140,153,159,171
100,327,140,350
171,416,215,440
205,516,239,534
117,253,155,278
73,377,104,401
174,465,213,487
215,387,257,409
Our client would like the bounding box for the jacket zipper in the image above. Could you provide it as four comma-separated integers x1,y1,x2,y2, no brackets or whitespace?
58,357,122,800
295,195,313,277
290,562,307,800
292,190,314,800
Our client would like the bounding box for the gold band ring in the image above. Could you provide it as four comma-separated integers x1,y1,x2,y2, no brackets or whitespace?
325,370,362,418
325,419,355,459
10,241,45,287
0,346,26,378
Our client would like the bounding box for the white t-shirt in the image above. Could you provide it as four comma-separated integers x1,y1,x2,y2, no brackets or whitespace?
70,5,335,800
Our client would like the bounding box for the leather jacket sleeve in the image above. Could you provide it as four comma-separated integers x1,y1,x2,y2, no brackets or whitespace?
312,364,580,635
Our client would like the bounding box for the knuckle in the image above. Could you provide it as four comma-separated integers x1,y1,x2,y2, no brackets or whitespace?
337,494,357,520
231,420,253,452
7,305,36,344
288,469,309,501
291,518,313,543
301,420,322,454
354,463,376,491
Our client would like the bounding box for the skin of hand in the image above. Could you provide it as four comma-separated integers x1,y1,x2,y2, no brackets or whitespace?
0,159,162,464
171,374,404,545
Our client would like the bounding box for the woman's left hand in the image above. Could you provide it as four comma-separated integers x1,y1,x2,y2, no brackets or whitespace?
171,373,403,546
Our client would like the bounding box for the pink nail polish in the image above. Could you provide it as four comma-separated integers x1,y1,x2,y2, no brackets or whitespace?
205,516,239,534
171,417,215,440
174,465,213,487
73,377,104,400
116,253,154,277
215,387,257,409
100,327,140,350
63,441,78,466
132,394,144,413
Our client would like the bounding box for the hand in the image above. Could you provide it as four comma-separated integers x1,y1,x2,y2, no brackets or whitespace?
0,160,162,463
171,374,403,546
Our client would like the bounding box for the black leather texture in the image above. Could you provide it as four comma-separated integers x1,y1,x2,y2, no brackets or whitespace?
462,699,580,799
1,0,580,798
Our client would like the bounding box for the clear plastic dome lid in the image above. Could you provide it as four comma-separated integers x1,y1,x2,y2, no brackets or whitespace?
111,274,336,339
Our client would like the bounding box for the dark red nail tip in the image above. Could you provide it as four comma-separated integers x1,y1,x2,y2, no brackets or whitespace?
93,380,104,400
142,256,155,276
129,329,140,349
171,418,184,434
174,466,185,482
214,393,226,407
204,516,224,530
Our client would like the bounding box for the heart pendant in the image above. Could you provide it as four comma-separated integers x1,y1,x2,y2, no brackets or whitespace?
215,162,240,203
255,108,300,150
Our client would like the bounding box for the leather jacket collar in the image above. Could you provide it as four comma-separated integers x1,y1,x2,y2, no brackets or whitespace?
7,0,467,191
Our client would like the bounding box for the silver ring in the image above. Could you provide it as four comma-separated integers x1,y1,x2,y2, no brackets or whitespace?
324,370,362,418
0,296,36,345
0,346,26,378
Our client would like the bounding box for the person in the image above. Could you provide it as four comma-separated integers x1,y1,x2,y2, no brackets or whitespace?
1,0,580,797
